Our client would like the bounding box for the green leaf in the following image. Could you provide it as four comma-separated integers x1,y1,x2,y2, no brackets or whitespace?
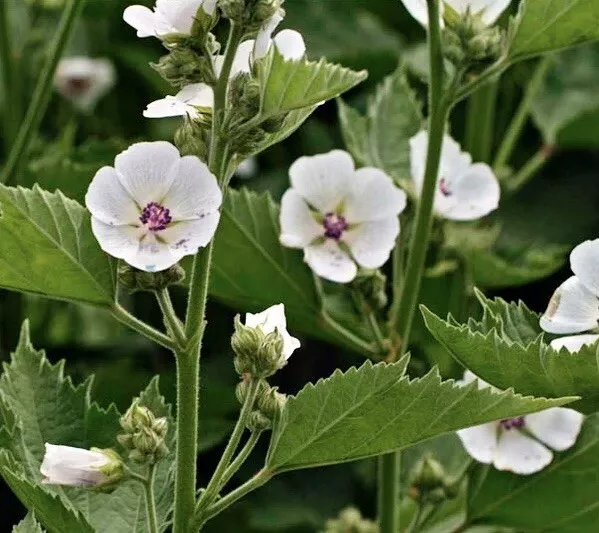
13,513,45,533
0,184,116,306
531,44,599,145
467,413,599,532
210,188,374,351
256,48,367,118
422,292,599,413
509,0,599,60
265,358,572,472
337,67,423,185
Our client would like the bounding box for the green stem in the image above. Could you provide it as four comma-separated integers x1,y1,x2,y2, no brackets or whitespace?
505,145,553,193
144,464,159,533
0,1,18,146
493,56,552,173
405,502,424,533
195,378,260,516
454,57,510,104
377,452,400,533
1,0,86,185
111,304,175,351
219,431,262,491
464,81,498,162
173,24,244,533
366,311,387,354
155,289,186,348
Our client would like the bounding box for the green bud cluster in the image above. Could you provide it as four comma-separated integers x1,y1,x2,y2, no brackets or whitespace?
352,269,388,312
231,315,287,378
236,379,287,431
219,0,284,33
153,47,216,88
117,400,169,465
118,263,185,293
175,119,210,158
408,454,458,505
322,507,379,533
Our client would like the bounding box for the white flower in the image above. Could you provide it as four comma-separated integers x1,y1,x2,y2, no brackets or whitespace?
85,141,222,272
123,0,216,39
144,30,305,120
54,57,116,113
540,239,599,351
41,444,117,487
279,150,407,283
234,157,258,179
245,304,300,360
400,0,512,27
456,372,584,475
409,131,500,221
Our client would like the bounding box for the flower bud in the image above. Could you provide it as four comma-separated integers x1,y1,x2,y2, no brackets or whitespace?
408,454,450,504
247,410,272,432
152,48,216,88
118,263,186,293
352,269,388,312
174,118,210,158
220,0,284,33
322,507,378,533
255,385,287,422
229,73,262,123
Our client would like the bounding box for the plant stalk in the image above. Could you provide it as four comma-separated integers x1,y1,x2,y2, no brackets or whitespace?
144,464,159,533
112,304,175,351
155,289,186,348
0,1,18,146
505,145,553,193
464,81,499,163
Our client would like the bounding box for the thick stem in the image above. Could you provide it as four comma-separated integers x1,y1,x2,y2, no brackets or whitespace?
493,56,552,173
377,452,400,533
112,304,175,351
1,0,86,185
155,289,186,348
464,81,498,163
505,145,553,193
144,464,159,533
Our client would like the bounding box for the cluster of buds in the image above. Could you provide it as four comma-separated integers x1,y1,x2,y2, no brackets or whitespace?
153,44,218,89
236,378,287,431
443,7,504,66
408,454,458,505
118,400,169,465
219,0,284,33
322,507,378,533
351,269,389,312
118,263,185,293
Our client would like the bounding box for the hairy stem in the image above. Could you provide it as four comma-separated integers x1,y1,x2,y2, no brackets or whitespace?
219,431,262,491
155,289,186,348
144,464,159,533
1,0,86,185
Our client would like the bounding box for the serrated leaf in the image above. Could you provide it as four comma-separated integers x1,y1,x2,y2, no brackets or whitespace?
265,358,572,472
256,48,367,118
509,0,599,60
337,67,423,185
210,188,374,351
467,413,599,533
13,513,45,533
0,184,116,306
422,293,599,413
531,44,599,145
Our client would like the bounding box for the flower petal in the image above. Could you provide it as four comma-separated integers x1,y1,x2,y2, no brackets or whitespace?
41,444,108,486
161,155,222,220
570,239,599,296
550,334,599,353
254,11,284,60
178,83,214,107
525,408,584,452
245,304,300,360
273,30,306,61
129,232,180,272
400,0,433,27
344,167,407,222
304,240,357,283
540,276,599,334
155,0,203,35
123,5,157,37
91,218,141,262
456,422,497,464
114,141,181,207
225,40,253,78
289,150,354,214
493,430,553,475
143,96,195,118
344,217,400,269
280,189,322,248
85,166,139,226
160,214,220,256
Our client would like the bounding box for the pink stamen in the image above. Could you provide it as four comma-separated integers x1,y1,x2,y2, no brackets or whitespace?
323,213,348,240
140,202,172,232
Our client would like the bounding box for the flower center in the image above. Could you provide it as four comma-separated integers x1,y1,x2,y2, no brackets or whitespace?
439,177,452,197
500,417,525,430
140,202,172,232
65,76,92,96
323,212,348,240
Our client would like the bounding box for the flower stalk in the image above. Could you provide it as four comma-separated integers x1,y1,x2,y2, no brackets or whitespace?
144,464,160,533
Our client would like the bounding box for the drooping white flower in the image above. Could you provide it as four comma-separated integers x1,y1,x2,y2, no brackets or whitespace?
85,141,222,272
245,304,300,360
409,131,500,221
456,372,584,475
540,239,599,351
54,57,116,113
279,150,407,284
143,83,214,119
41,444,121,487
123,0,216,39
400,0,512,28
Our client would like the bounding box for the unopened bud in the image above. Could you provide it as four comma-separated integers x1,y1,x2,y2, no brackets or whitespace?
220,0,284,33
256,386,287,421
174,118,210,158
119,264,185,293
229,73,262,123
247,410,272,432
322,507,378,533
152,48,215,88
352,269,388,312
261,113,288,134
409,454,450,504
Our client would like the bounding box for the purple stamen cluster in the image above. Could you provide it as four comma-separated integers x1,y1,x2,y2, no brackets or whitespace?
65,76,92,96
323,212,348,240
500,417,525,430
140,202,172,231
439,177,452,197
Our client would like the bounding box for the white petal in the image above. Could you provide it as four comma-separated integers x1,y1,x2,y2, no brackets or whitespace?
570,239,599,296
344,218,400,269
155,0,203,35
344,167,407,222
550,334,599,353
91,218,142,263
456,370,493,390
437,163,500,221
128,232,181,272
400,0,433,27
525,408,584,452
202,0,217,15
540,276,599,334
227,41,253,78
456,422,498,464
114,141,181,207
289,150,354,214
161,155,222,220
41,444,109,487
235,157,258,179
447,0,512,24
160,214,220,256
177,83,214,108
493,430,553,475
279,189,322,249
123,5,157,37
143,96,196,118
254,11,284,60
273,30,306,61
245,304,300,360
85,166,139,226
304,240,357,283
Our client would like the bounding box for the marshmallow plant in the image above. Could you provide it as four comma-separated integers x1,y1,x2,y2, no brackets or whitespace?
2,0,599,533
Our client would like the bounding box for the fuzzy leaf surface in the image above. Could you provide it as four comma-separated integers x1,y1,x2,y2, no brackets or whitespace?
13,513,46,533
